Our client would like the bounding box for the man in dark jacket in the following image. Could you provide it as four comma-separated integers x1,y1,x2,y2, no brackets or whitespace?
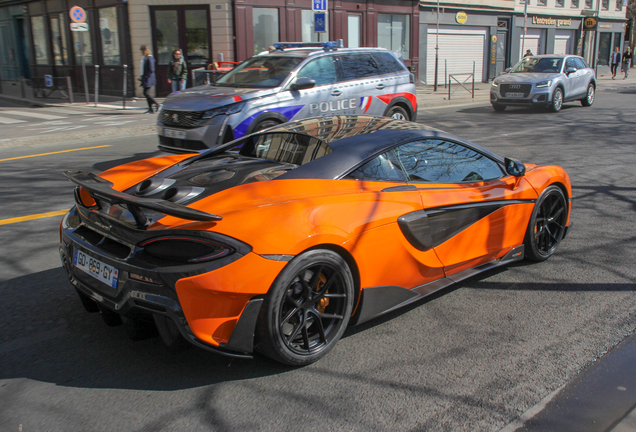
140,45,159,113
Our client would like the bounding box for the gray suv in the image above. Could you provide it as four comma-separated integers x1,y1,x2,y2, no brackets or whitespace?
157,42,418,152
490,55,596,112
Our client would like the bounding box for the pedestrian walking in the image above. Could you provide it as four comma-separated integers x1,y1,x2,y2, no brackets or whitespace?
611,46,621,79
139,45,159,113
622,46,632,80
168,49,187,92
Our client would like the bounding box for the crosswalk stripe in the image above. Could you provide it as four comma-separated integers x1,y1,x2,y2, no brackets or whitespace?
0,116,27,124
40,108,89,115
0,110,66,120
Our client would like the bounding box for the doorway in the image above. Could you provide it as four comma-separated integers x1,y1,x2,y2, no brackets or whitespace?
150,6,211,96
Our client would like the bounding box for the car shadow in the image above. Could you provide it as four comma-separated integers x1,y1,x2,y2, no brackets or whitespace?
458,105,579,115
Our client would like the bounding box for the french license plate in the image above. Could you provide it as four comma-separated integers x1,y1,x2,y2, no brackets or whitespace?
73,249,119,289
164,128,187,140
505,92,524,98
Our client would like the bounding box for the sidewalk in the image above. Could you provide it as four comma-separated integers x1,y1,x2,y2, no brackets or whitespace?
1,71,634,111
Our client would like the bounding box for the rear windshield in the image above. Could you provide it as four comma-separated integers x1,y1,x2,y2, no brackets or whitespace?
215,56,303,88
237,133,332,165
510,57,563,73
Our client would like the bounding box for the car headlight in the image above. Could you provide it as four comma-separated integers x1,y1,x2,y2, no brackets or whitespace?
201,102,245,120
491,81,499,88
536,80,552,88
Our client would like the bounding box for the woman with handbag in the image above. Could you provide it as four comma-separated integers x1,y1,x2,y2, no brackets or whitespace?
168,49,188,92
139,45,159,113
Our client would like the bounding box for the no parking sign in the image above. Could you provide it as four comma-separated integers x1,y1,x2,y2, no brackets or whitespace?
69,6,87,23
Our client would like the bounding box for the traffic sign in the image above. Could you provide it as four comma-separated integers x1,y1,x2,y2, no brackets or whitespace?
44,75,53,87
70,23,89,32
312,0,327,11
314,13,326,33
69,6,87,23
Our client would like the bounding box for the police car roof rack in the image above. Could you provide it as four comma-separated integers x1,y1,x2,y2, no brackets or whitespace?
273,41,342,52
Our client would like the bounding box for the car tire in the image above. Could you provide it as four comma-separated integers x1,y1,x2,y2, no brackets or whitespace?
256,249,355,366
386,105,410,121
524,185,568,262
581,84,595,107
549,88,563,113
492,104,506,112
254,119,280,132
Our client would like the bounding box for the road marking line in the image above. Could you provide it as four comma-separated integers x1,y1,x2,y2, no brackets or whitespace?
0,144,111,162
41,108,90,115
0,116,27,124
0,110,66,120
36,125,88,134
0,209,69,226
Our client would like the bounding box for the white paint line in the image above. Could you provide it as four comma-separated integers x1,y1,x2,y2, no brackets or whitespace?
470,125,563,142
81,115,122,122
0,110,66,120
37,125,88,134
463,120,479,127
498,386,565,432
0,116,27,124
41,108,90,115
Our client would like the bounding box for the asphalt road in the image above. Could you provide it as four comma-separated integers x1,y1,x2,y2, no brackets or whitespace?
1,87,635,432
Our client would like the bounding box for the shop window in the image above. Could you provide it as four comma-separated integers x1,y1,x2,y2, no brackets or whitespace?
31,16,49,65
301,10,329,42
50,14,69,66
602,0,609,9
377,14,410,59
99,7,120,65
253,8,279,55
154,10,179,65
571,0,579,7
616,0,623,10
556,0,565,7
585,0,593,8
185,10,209,68
348,15,361,48
72,11,93,65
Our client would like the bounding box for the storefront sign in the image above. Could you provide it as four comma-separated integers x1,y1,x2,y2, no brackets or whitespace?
456,12,467,24
531,16,572,27
491,35,497,65
583,17,598,31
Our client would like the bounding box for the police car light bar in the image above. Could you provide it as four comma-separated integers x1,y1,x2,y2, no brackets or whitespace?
273,41,342,51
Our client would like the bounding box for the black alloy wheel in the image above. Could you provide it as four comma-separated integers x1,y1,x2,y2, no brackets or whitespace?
492,103,506,112
524,185,568,262
581,84,595,107
386,105,410,121
256,249,354,366
549,88,563,112
254,119,280,132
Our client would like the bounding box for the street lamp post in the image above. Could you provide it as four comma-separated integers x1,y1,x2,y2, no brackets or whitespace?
434,0,440,91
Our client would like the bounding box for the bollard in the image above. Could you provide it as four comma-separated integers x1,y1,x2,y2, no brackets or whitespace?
472,61,475,99
66,76,74,104
122,64,128,109
444,60,447,89
94,65,100,107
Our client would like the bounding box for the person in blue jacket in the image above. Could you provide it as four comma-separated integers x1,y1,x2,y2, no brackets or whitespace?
139,45,159,113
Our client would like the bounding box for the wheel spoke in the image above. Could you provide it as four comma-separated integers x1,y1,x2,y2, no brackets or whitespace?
550,206,564,221
309,310,327,343
545,226,559,243
315,272,338,298
285,311,305,345
280,306,300,326
301,325,310,351
319,312,344,320
285,291,302,308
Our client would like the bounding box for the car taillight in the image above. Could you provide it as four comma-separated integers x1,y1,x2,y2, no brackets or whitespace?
139,236,233,263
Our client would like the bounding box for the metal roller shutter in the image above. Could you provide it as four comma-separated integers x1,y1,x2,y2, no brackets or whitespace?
426,26,487,85
554,30,573,55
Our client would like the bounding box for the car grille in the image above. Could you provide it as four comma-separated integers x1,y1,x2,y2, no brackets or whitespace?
500,84,532,97
160,110,204,128
159,135,209,151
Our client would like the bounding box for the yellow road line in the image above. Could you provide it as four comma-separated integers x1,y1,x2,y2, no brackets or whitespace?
0,145,112,162
0,209,69,226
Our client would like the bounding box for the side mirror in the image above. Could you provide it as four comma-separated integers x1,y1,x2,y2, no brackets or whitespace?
504,157,526,177
291,77,316,91
566,67,577,75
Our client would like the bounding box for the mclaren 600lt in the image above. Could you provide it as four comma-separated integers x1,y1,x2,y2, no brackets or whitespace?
59,116,571,366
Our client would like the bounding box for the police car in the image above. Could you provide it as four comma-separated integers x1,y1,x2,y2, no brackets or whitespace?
157,41,418,152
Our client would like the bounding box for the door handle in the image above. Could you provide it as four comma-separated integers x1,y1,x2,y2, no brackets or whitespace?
331,90,342,96
376,84,385,90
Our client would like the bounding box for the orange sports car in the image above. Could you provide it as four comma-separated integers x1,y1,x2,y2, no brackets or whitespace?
59,116,571,366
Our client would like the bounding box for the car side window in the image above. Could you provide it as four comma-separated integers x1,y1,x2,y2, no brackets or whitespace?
296,56,338,86
347,151,408,182
372,52,406,74
394,140,504,183
565,58,577,71
573,58,588,69
339,53,381,80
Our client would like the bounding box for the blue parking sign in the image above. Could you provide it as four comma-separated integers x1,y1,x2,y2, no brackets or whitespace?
314,13,326,33
44,75,53,87
312,0,327,11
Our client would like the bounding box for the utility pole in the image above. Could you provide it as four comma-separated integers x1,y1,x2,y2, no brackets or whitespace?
521,0,528,58
434,0,440,91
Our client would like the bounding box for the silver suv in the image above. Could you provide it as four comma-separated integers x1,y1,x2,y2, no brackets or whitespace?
490,55,596,112
157,42,417,152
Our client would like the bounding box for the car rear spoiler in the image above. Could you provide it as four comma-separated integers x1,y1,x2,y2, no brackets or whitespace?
64,170,222,227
